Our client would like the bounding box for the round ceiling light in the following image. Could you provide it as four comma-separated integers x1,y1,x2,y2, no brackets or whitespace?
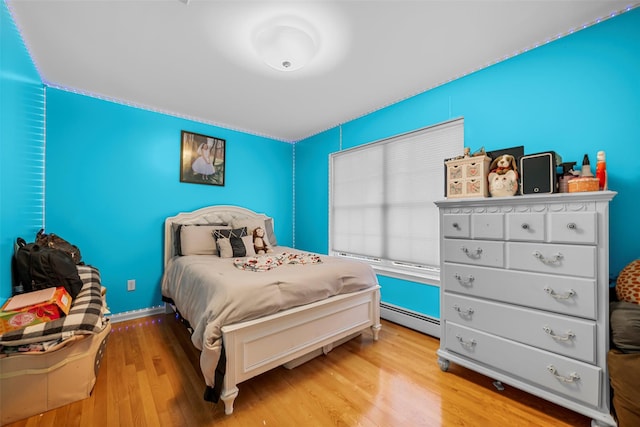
253,24,318,72
207,4,349,78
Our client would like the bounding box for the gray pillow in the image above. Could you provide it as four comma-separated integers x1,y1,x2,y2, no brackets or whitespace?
610,301,640,353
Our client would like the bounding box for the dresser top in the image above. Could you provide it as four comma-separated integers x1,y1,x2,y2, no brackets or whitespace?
435,190,617,208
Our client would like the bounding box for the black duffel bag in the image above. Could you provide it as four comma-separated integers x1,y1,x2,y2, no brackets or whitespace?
13,237,83,299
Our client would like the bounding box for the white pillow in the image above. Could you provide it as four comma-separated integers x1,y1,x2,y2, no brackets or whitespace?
178,224,228,255
242,235,256,257
216,237,233,258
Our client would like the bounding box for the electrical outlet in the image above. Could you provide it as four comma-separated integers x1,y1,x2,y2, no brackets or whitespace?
127,279,136,291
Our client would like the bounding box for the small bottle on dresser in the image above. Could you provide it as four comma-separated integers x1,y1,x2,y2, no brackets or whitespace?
596,150,607,190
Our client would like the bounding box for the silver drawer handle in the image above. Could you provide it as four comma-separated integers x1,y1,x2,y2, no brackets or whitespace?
461,246,483,258
453,304,474,317
533,251,563,265
456,334,477,349
547,365,580,383
543,286,576,300
454,273,475,286
543,325,576,342
567,222,577,230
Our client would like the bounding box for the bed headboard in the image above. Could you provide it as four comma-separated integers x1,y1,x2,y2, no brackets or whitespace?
164,205,272,267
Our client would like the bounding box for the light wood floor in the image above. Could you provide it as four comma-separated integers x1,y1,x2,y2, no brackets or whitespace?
5,313,593,427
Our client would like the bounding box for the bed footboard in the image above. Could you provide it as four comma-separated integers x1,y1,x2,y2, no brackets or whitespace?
220,285,381,415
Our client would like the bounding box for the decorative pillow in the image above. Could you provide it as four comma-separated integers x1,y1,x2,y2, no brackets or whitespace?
177,224,228,256
616,259,640,304
213,227,248,258
216,238,234,258
230,217,276,247
242,235,256,257
264,217,278,247
610,301,640,352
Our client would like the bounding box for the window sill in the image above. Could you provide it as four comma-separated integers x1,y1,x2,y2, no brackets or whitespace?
371,264,440,286
331,252,441,286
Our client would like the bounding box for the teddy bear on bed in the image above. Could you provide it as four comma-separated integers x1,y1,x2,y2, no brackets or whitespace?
488,154,519,197
253,227,273,255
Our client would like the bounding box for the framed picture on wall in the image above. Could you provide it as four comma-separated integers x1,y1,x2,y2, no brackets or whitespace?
180,130,226,186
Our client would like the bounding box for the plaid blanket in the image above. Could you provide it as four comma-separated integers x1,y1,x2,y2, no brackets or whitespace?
0,265,107,347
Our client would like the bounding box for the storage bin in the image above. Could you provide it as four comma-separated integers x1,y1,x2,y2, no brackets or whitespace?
445,155,491,198
0,322,110,425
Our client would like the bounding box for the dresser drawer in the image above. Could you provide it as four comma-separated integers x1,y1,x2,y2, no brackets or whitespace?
506,213,545,242
443,214,470,238
443,239,504,268
442,263,597,319
443,294,596,363
472,213,504,240
444,323,601,407
549,212,597,244
507,242,596,278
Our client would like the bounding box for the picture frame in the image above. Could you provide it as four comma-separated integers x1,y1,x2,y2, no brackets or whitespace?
180,130,226,186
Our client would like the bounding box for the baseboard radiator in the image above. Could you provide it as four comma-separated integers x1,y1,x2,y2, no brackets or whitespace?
380,303,440,338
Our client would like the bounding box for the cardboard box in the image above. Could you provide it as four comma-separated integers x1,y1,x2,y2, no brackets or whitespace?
0,287,72,334
0,322,111,425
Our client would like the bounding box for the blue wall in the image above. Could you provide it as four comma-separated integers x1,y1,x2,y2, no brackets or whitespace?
3,5,639,318
295,8,640,319
44,89,293,314
0,2,45,302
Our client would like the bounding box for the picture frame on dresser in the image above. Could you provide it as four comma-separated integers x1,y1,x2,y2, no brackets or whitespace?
435,191,617,427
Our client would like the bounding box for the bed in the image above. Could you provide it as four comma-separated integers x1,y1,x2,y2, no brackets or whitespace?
161,205,381,415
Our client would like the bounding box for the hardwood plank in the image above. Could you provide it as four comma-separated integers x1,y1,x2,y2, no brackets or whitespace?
3,314,595,426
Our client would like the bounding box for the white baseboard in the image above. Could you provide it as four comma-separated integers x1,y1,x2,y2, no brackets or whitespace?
380,303,440,338
106,305,168,323
106,303,441,339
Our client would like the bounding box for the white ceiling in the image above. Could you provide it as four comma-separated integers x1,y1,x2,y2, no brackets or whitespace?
7,0,637,142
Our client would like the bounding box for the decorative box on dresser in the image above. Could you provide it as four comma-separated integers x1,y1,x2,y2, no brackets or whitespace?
435,191,617,427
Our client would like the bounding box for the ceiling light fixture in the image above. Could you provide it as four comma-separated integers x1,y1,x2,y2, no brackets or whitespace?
208,4,349,78
252,20,319,72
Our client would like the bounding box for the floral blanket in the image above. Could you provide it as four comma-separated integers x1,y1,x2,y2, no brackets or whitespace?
233,252,322,272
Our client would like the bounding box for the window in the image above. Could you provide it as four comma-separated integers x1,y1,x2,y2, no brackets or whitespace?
329,118,464,283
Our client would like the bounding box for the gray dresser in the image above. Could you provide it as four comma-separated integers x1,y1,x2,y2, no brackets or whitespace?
435,191,617,427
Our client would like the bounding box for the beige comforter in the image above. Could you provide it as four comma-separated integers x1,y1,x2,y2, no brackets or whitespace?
161,247,378,388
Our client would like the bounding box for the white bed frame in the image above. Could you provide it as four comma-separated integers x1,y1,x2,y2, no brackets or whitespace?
163,205,381,415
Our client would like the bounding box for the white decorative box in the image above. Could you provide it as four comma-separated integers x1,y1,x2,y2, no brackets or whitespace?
445,155,491,198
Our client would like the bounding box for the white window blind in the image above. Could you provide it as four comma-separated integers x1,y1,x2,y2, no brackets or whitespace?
330,118,463,278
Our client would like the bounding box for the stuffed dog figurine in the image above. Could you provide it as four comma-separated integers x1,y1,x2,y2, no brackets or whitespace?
489,154,518,176
488,154,518,197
